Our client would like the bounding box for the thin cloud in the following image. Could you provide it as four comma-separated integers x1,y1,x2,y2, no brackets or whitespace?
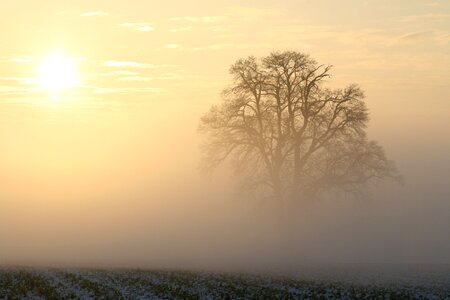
117,73,181,81
434,31,450,45
398,30,431,41
111,70,139,76
169,26,192,32
0,85,37,97
398,13,450,23
158,44,201,51
120,23,155,32
207,43,273,51
162,44,181,49
81,11,109,17
169,16,226,23
105,61,158,68
385,30,434,46
90,86,162,94
10,57,33,63
425,1,441,7
87,70,141,78
228,6,284,19
117,76,153,81
0,77,34,85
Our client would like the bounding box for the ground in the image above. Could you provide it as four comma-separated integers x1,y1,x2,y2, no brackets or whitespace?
0,267,449,299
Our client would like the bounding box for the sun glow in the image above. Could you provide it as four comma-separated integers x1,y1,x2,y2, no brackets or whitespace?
37,53,79,92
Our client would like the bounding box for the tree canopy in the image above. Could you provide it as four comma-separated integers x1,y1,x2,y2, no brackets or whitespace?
200,51,399,209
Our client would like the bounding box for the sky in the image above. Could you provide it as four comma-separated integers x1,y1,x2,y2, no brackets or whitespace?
0,0,449,267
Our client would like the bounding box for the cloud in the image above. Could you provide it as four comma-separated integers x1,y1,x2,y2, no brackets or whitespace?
89,70,141,78
228,6,284,20
169,27,192,32
385,30,434,46
398,30,432,41
111,70,139,76
117,76,153,81
398,13,450,23
89,86,162,94
81,11,109,17
169,16,226,23
117,73,181,81
120,23,155,32
10,57,33,63
105,61,159,68
0,77,34,85
162,44,181,49
158,44,202,51
434,30,450,45
208,43,235,50
0,84,37,98
424,1,442,7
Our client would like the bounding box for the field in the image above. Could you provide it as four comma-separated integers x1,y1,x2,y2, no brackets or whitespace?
0,266,449,299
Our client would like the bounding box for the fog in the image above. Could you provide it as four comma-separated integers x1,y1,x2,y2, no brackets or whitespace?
0,97,449,270
0,0,449,272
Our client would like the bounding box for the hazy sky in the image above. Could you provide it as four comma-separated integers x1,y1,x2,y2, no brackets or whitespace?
0,0,449,267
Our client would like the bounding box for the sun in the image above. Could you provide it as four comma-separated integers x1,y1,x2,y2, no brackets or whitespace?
37,52,79,92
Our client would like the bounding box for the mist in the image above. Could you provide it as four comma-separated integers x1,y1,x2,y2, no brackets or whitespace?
0,0,449,279
0,97,449,270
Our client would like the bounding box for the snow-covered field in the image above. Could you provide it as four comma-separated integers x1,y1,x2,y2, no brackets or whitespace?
0,265,449,299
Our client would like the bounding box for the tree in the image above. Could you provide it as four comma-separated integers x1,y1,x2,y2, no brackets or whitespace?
200,51,400,211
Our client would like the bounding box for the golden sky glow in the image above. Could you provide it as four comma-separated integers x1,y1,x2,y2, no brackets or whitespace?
0,0,449,265
0,0,448,111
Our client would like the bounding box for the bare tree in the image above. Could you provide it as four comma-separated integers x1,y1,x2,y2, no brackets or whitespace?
200,51,400,211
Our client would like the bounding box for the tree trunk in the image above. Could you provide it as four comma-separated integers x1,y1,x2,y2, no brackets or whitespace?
292,146,302,201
